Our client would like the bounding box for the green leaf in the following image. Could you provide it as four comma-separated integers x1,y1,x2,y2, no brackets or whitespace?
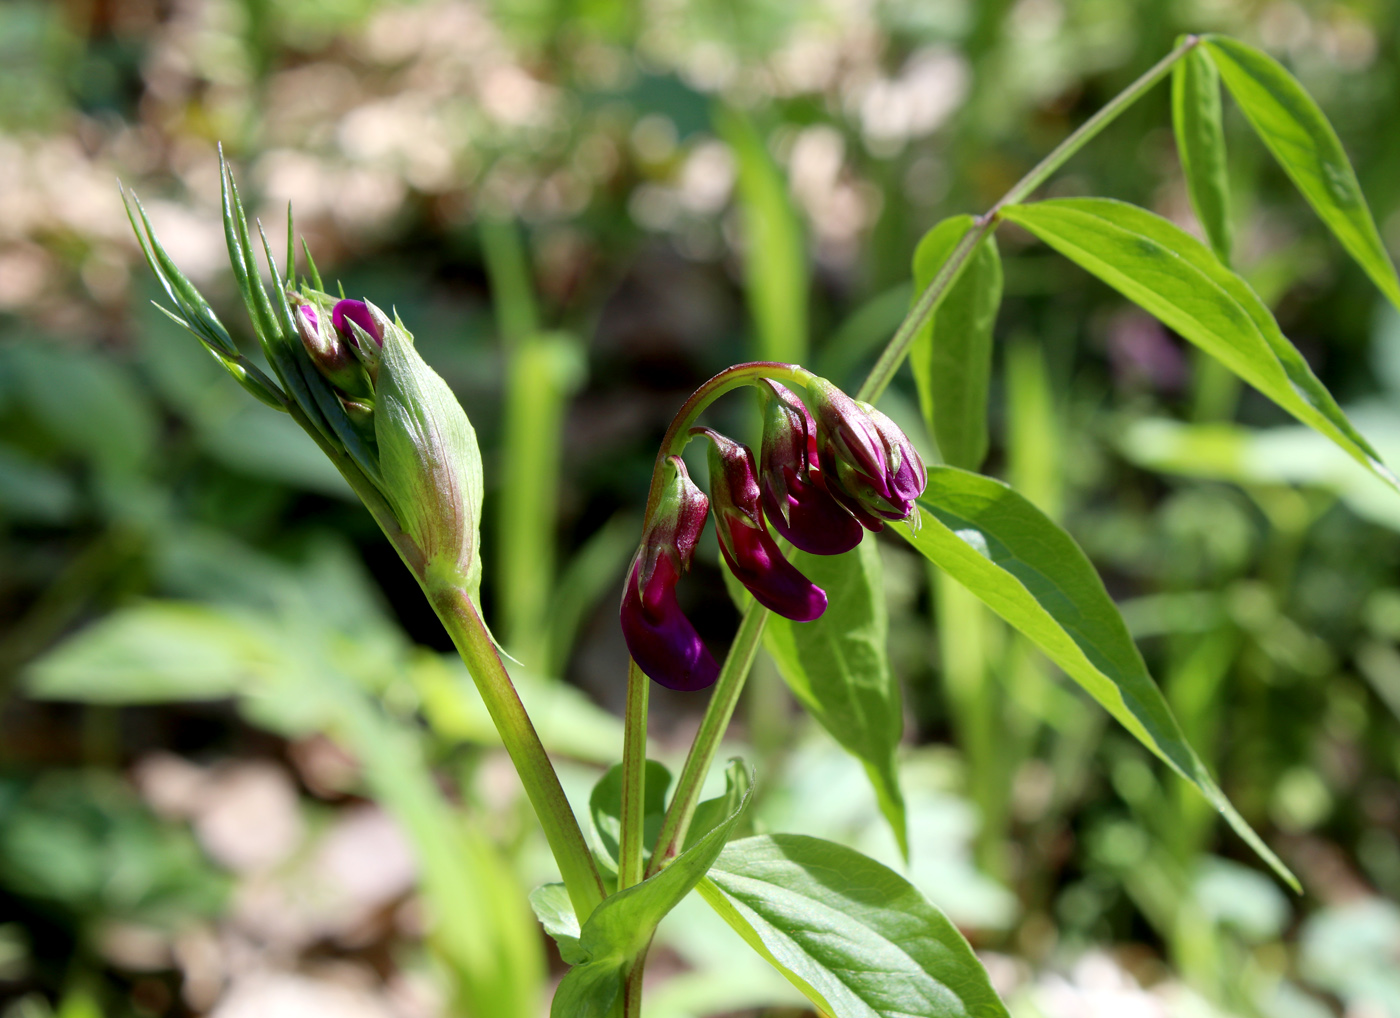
684,758,753,853
1172,41,1234,265
1203,35,1400,309
717,106,808,364
23,603,281,703
762,539,908,858
530,883,587,965
375,319,486,594
910,215,1002,471
550,763,753,1018
899,466,1297,889
699,834,1010,1018
590,759,672,872
1002,198,1395,491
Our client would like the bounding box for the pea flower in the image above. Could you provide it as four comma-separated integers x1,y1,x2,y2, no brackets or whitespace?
756,380,864,556
621,456,719,691
696,428,827,623
807,376,926,530
295,302,372,397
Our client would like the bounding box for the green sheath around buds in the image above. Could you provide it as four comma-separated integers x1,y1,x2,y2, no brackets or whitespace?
374,312,485,595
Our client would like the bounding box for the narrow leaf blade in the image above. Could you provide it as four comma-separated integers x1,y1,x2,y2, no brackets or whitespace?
1204,34,1400,309
1172,41,1234,264
910,215,1003,470
1002,198,1395,490
901,466,1296,889
701,834,1010,1018
551,764,753,1018
762,539,908,858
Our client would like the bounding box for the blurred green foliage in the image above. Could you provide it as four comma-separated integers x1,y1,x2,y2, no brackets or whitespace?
4,0,1400,1015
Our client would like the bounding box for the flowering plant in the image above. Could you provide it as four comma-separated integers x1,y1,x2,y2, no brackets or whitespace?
122,32,1400,1017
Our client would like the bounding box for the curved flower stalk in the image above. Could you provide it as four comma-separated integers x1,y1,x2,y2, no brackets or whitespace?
122,158,604,921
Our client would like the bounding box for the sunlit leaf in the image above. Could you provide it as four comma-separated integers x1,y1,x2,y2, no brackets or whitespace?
550,762,753,1018
762,539,908,857
901,466,1297,888
1172,41,1234,264
699,834,1010,1018
910,214,1002,470
1003,198,1395,492
1203,35,1400,310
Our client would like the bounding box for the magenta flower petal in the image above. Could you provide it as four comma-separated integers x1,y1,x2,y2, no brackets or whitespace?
717,514,827,621
757,380,863,556
620,556,719,691
807,377,927,525
332,299,383,346
698,427,828,623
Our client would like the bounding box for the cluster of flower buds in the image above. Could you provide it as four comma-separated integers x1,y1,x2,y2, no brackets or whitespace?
622,374,926,691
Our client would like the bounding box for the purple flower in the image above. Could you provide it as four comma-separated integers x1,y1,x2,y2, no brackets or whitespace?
332,299,384,348
808,377,926,529
697,428,827,623
620,456,719,691
757,380,864,556
296,301,368,395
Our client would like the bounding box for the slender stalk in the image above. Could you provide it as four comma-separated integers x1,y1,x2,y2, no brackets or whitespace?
642,361,811,519
617,659,650,891
856,34,1200,404
427,582,605,920
646,599,768,877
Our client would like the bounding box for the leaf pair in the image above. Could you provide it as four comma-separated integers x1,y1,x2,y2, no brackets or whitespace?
1175,34,1400,311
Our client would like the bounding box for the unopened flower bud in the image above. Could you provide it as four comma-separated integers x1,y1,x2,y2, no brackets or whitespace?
697,428,827,623
374,309,484,592
296,302,371,397
757,380,863,556
621,456,718,691
808,377,926,529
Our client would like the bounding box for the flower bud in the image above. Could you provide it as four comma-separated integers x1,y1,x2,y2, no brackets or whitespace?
334,299,386,383
296,302,372,397
373,308,484,593
697,428,826,623
757,380,863,556
621,456,718,691
808,377,926,529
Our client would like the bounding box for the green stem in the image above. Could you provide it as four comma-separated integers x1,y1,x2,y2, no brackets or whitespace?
856,34,1200,404
427,581,605,920
646,599,768,877
617,659,650,891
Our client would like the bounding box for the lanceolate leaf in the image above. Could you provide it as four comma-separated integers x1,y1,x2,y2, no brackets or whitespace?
1002,198,1395,491
1172,42,1234,265
589,759,672,872
699,834,1009,1018
1203,35,1400,310
550,763,753,1018
900,466,1297,889
763,539,908,858
910,216,1002,471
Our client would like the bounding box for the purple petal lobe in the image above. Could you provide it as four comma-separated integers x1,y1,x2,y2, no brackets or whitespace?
719,515,827,621
761,469,863,555
621,556,719,691
332,299,384,346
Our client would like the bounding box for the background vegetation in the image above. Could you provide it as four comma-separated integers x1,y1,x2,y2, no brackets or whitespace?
2,0,1399,1015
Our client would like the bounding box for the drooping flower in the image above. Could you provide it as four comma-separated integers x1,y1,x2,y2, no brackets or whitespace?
620,456,719,691
807,376,926,530
696,427,827,622
756,379,864,556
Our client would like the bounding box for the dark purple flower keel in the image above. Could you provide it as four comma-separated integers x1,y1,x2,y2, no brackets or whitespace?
699,427,827,622
757,380,864,556
620,554,720,692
